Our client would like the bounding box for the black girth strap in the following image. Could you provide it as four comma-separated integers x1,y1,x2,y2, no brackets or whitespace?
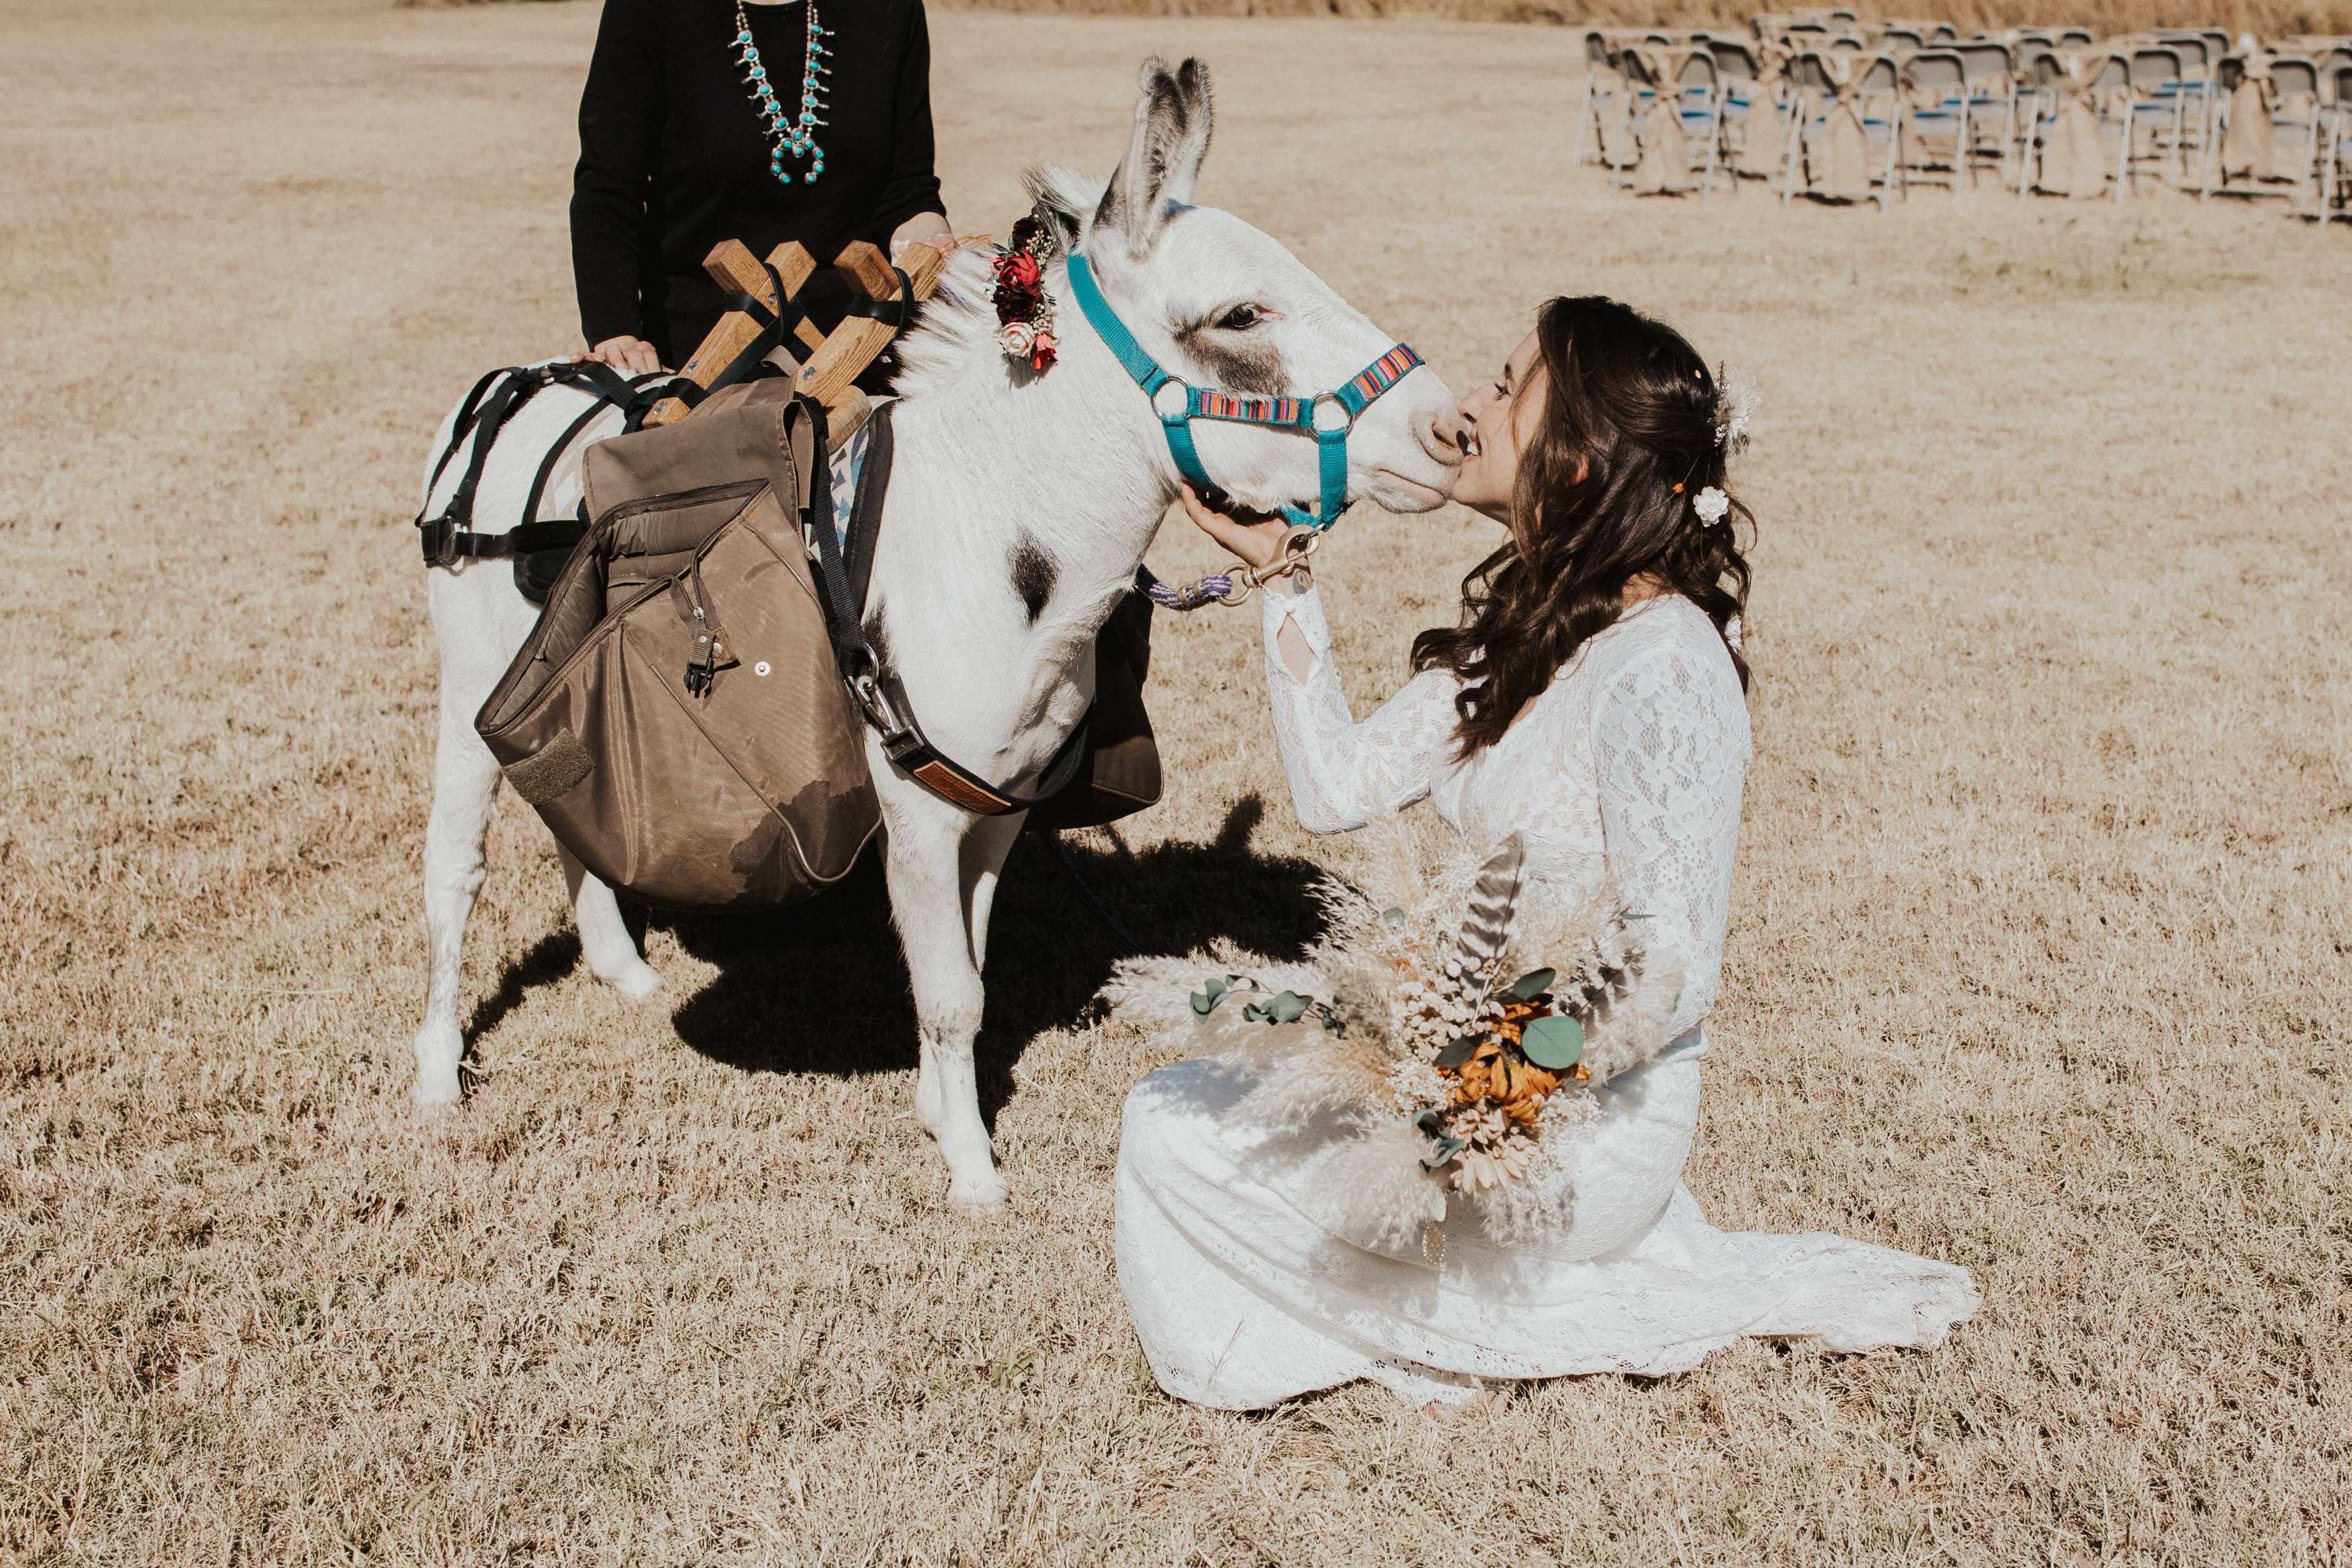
802,397,1088,817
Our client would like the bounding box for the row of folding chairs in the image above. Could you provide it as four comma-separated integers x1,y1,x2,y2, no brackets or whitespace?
2200,51,2352,217
1577,29,2352,220
1573,32,1765,202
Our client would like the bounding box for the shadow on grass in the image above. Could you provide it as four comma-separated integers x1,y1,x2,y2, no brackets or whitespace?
462,928,582,1055
650,795,1328,1123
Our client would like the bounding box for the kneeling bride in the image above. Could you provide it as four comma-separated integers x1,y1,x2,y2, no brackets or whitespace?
1105,297,1978,1410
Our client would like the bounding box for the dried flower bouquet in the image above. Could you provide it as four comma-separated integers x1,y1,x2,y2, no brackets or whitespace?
1102,817,1684,1254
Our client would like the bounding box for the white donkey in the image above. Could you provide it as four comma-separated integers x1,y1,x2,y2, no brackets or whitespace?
413,58,1458,1208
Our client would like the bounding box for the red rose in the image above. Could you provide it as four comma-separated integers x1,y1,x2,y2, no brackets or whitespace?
1005,251,1041,289
994,276,1040,325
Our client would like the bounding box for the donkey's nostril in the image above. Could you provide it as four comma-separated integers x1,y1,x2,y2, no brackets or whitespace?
1423,409,1466,466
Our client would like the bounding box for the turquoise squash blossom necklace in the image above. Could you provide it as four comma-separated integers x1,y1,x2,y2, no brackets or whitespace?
732,0,832,186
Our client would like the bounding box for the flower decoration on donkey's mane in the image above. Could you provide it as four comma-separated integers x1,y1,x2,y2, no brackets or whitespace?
991,209,1061,372
1100,820,1682,1258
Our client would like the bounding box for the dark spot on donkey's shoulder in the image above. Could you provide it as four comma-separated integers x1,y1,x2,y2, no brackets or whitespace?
1011,536,1057,624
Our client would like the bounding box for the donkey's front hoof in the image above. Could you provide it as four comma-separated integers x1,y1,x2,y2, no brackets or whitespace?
411,1023,463,1113
597,959,662,1002
947,1170,1010,1213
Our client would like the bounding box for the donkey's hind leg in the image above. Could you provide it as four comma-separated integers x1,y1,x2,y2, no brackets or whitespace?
412,719,502,1111
557,845,660,1000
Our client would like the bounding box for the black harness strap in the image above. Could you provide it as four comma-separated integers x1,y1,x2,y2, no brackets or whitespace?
423,366,513,500
706,262,808,398
518,364,674,527
839,267,916,330
419,361,679,567
801,396,1088,817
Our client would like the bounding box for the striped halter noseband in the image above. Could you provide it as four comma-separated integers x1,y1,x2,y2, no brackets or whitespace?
1064,250,1424,532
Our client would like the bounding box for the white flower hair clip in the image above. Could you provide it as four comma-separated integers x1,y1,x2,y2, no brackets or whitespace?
1714,363,1759,453
1693,486,1731,525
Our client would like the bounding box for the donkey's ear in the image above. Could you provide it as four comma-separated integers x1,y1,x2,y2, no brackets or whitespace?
1094,56,1215,259
1023,164,1090,249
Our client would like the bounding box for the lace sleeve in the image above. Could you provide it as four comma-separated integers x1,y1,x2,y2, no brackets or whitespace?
1258,585,1461,835
1590,636,1751,1050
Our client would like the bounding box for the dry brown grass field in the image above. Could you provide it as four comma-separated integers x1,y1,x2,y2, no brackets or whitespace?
4,2,2349,1563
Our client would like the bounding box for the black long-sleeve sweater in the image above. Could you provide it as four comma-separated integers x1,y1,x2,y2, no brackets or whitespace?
570,0,945,363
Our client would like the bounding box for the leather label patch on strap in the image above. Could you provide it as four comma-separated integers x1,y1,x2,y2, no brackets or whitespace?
507,729,595,806
911,760,1008,816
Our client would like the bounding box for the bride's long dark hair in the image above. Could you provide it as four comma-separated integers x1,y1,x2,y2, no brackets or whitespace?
1411,296,1751,759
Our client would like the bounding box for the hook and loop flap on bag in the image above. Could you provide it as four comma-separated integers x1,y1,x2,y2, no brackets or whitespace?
473,390,880,911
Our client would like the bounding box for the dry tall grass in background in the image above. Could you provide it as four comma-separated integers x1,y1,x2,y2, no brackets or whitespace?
4,1,2349,1563
397,0,2352,55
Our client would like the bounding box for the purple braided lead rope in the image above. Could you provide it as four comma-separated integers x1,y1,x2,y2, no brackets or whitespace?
1135,564,1239,612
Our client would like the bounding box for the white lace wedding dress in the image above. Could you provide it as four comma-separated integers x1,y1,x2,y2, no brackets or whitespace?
1114,585,1979,1409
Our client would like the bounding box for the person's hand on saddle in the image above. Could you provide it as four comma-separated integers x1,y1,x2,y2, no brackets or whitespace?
574,336,664,376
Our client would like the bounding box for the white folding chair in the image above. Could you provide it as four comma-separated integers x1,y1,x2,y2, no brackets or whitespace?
1572,31,1622,170
1853,54,1906,208
2202,55,2318,204
2318,52,2352,220
1676,50,1730,200
2152,32,2218,181
1706,38,1766,176
1778,49,1840,203
2110,47,2187,198
1953,41,2018,184
1900,48,1970,193
2014,46,2067,195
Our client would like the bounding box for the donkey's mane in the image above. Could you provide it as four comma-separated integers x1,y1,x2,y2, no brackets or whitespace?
888,164,1100,403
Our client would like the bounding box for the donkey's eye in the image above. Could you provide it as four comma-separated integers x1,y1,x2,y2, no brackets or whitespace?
1214,304,1263,331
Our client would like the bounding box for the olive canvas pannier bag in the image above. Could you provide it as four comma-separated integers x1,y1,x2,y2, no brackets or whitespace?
473,385,1160,912
474,390,879,911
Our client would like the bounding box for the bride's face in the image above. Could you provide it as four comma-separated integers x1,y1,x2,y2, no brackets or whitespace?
1449,329,1547,521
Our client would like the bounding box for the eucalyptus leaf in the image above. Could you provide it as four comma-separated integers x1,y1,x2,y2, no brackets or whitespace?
1269,991,1309,1024
1520,1013,1585,1070
1190,991,1216,1016
1241,1001,1269,1022
1509,967,1557,1001
1204,977,1228,998
1434,1035,1484,1069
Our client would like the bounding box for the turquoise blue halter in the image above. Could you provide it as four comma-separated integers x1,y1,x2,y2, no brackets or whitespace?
1063,250,1425,533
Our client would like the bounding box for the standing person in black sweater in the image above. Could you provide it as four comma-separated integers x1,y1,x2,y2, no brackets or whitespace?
570,0,952,374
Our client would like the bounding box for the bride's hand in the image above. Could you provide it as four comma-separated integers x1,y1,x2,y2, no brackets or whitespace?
1179,483,1292,571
